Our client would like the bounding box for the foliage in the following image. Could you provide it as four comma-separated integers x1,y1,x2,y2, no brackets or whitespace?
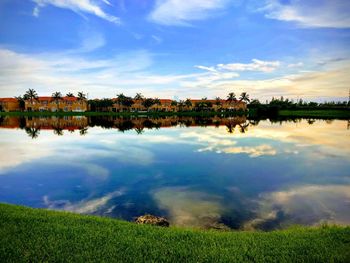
142,98,155,109
0,203,349,263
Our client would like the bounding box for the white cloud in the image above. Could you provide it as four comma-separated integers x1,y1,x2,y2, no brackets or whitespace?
149,0,230,26
259,0,350,28
32,0,120,24
217,59,280,72
0,47,349,101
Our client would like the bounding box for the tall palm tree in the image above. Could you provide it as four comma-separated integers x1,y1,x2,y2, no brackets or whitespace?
25,89,38,109
77,92,86,100
134,93,144,100
66,92,74,97
15,96,26,111
227,92,236,102
239,92,250,103
154,98,161,105
52,92,62,111
185,98,192,107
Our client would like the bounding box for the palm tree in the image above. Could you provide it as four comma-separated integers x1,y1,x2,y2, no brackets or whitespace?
185,99,192,107
52,92,62,111
239,92,250,103
15,96,26,111
171,100,178,106
227,92,236,102
215,97,222,106
25,89,38,110
134,93,144,100
154,98,161,105
77,92,86,100
142,98,155,111
66,92,74,97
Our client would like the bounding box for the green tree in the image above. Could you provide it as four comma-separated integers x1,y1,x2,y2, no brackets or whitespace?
15,96,26,111
142,98,155,111
227,92,236,103
25,89,39,109
66,93,74,97
215,97,222,106
239,92,250,103
52,92,62,111
77,92,87,100
134,93,144,100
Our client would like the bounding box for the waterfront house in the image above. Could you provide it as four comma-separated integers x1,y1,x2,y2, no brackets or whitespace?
0,98,20,112
24,97,87,112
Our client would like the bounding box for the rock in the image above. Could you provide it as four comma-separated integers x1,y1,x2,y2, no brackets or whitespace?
135,214,170,227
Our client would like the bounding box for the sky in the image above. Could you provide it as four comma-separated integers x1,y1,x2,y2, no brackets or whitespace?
0,0,349,101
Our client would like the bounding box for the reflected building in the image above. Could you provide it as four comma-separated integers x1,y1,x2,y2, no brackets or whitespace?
0,115,248,137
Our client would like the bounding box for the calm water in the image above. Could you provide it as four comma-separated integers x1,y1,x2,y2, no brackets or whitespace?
0,115,349,230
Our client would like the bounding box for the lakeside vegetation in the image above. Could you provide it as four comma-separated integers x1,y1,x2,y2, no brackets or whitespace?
1,203,349,262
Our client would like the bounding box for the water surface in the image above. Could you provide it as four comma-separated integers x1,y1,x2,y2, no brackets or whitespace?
0,115,349,230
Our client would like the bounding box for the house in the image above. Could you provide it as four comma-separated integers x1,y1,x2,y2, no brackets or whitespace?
109,98,246,112
0,98,20,112
24,97,88,112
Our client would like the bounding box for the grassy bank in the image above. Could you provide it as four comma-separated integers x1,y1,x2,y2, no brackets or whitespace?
278,109,350,119
1,204,349,262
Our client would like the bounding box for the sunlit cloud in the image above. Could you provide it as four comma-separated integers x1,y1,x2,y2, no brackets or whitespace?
0,47,349,102
216,59,280,73
258,0,350,28
148,0,230,26
32,0,120,24
244,184,350,230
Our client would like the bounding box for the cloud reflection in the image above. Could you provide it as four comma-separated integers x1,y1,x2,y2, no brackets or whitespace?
153,187,225,228
245,185,350,230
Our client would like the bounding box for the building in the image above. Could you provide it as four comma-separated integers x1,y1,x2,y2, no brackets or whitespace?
0,98,21,112
108,98,246,112
24,97,88,112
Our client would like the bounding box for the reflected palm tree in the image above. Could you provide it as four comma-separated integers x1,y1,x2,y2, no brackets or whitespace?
238,123,249,133
134,127,144,134
226,124,235,134
307,119,316,125
25,127,40,139
53,127,64,136
79,127,88,136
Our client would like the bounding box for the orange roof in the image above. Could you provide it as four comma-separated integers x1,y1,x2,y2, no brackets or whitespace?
0,98,18,102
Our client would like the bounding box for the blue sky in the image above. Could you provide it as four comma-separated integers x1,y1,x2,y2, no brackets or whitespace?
0,0,349,101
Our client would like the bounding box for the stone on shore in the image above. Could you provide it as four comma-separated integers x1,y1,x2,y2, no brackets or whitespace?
135,214,170,227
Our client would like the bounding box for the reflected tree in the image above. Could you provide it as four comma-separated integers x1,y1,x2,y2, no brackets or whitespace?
79,127,88,136
25,127,40,139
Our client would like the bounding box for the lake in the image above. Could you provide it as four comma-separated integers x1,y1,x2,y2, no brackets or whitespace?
0,115,349,230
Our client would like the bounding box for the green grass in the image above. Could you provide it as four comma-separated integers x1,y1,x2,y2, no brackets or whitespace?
1,204,349,262
278,109,350,119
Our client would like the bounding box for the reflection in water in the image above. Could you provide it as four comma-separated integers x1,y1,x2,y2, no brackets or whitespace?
0,115,349,230
245,185,350,230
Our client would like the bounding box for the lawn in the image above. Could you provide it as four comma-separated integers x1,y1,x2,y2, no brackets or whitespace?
278,109,350,119
1,203,349,262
